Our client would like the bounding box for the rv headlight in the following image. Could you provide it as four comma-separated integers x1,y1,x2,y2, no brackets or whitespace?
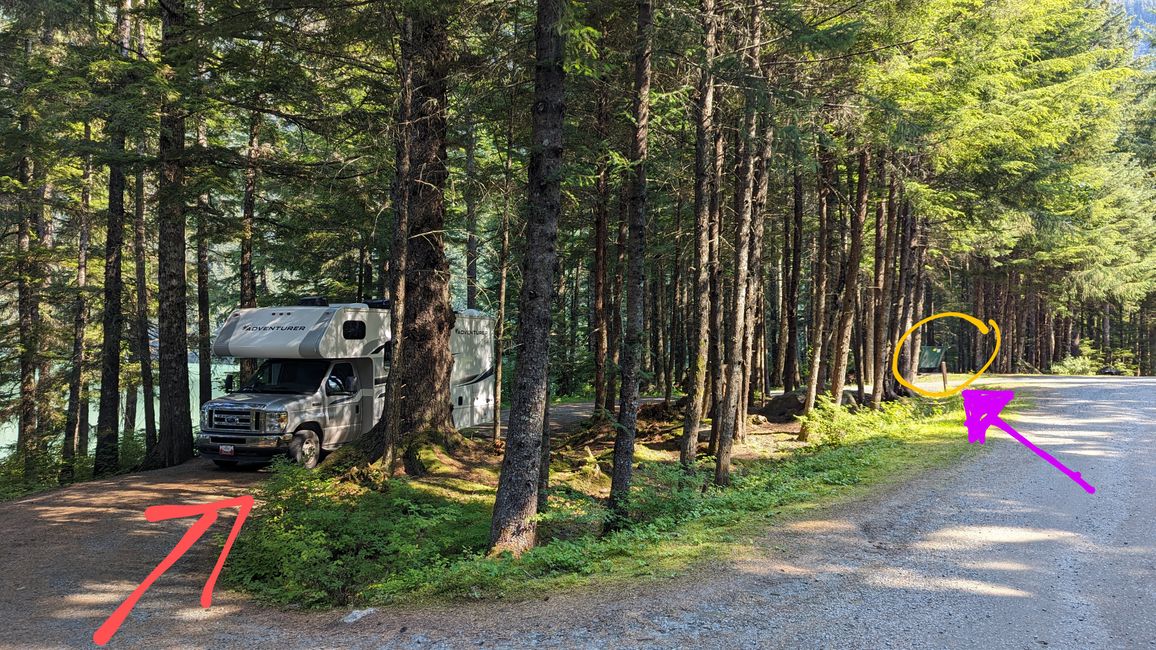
200,405,210,430
265,410,289,433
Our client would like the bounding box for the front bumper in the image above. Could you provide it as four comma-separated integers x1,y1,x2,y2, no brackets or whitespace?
196,432,292,462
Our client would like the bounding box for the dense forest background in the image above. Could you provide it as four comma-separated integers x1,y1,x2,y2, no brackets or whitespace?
1,0,1154,542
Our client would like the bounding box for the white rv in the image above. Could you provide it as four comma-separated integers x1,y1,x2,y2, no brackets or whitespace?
196,298,495,468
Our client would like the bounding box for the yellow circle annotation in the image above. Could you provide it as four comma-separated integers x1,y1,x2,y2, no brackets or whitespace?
891,311,1000,398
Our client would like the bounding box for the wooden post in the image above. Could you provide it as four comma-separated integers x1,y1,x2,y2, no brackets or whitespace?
940,361,948,393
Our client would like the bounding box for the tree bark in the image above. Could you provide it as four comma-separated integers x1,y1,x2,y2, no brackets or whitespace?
95,0,134,476
607,201,626,415
361,15,413,467
706,116,724,454
150,0,194,469
739,83,773,443
134,134,158,452
465,117,479,310
871,171,897,409
489,0,565,555
397,7,457,472
238,109,261,381
784,163,804,393
714,11,760,486
16,89,39,482
828,149,870,404
608,0,651,525
803,146,835,418
491,23,516,443
591,58,610,419
194,118,211,411
63,122,94,483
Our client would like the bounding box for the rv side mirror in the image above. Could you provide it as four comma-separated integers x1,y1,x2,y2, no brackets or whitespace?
326,375,349,396
225,373,236,392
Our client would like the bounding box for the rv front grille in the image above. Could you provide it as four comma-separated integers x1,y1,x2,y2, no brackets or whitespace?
210,409,261,432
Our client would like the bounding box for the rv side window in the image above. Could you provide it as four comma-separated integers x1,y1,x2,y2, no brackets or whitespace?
326,363,357,395
342,320,366,340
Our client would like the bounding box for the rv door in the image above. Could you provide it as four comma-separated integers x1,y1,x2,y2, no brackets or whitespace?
322,362,362,447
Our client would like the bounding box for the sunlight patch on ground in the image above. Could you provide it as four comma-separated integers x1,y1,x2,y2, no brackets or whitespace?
913,525,1079,551
864,566,1033,598
63,584,135,605
959,560,1032,571
782,520,858,534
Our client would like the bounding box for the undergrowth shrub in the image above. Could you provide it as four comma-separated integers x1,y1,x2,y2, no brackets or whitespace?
225,460,490,606
226,396,967,607
1051,355,1097,375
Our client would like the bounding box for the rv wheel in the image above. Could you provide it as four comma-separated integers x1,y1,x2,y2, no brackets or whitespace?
290,428,321,469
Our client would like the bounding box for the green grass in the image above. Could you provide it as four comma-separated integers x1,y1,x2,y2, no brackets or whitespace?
223,395,985,608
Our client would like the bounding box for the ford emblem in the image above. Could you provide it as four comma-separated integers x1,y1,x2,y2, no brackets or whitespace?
225,416,238,424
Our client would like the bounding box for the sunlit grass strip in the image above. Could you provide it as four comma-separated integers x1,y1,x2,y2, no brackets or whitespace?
225,396,986,607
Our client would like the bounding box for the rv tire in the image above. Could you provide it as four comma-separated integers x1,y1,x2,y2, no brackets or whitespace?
290,428,321,469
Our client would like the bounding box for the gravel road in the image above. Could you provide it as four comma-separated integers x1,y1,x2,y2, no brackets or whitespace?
2,378,1152,649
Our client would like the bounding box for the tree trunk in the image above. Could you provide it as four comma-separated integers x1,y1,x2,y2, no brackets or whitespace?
397,8,457,472
194,119,211,411
95,0,134,477
591,60,610,418
714,12,760,486
489,0,564,556
828,149,870,404
123,380,138,446
871,172,897,409
774,182,790,389
567,268,580,395
665,199,681,403
893,200,916,383
802,147,835,418
491,28,516,444
608,0,651,526
359,16,414,467
134,135,158,451
238,109,261,380
16,98,39,482
465,117,479,310
853,287,867,404
784,164,804,393
706,108,725,454
739,86,773,443
150,0,194,468
1102,301,1111,364
608,203,626,415
538,381,552,511
63,122,93,483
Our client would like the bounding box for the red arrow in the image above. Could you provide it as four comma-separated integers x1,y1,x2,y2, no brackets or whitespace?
93,495,254,646
961,390,1095,494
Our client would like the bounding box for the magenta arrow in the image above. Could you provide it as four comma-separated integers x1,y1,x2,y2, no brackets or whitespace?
961,390,1095,494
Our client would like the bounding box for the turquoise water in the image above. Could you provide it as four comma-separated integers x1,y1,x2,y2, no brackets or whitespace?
0,362,238,459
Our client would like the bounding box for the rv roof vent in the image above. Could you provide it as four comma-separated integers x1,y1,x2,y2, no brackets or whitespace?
299,296,329,307
366,298,391,310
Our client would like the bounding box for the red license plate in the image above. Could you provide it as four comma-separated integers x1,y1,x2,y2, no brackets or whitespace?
219,444,235,457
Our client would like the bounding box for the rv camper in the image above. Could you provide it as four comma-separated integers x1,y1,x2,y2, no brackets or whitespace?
196,298,495,468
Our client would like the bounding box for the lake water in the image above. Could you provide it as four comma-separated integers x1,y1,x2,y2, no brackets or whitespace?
0,362,238,459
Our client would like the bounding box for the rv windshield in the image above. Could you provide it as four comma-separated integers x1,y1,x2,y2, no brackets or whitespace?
235,359,330,394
